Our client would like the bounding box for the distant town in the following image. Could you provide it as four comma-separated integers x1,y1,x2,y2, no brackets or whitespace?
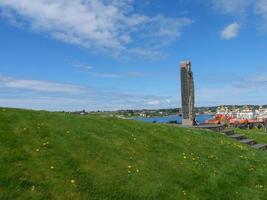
72,105,267,119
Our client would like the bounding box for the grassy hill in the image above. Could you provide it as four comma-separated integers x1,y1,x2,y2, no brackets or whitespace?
1,108,267,200
235,128,267,144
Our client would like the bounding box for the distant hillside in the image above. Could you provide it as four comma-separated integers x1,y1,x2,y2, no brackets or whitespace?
1,108,267,200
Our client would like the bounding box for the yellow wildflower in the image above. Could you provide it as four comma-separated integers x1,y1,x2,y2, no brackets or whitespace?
255,184,264,189
43,142,49,146
71,179,75,184
208,155,216,160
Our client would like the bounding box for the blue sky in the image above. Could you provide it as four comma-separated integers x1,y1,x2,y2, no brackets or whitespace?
0,0,267,111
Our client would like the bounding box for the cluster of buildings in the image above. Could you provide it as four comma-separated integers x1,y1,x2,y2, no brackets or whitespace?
216,106,267,122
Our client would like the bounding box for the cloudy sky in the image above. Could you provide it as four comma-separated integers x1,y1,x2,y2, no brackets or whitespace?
0,0,267,111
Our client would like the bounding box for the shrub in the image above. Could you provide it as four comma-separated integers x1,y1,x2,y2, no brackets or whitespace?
257,124,263,129
248,123,254,129
239,124,247,129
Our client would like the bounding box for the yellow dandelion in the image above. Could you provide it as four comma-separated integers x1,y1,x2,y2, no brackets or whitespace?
255,184,264,189
248,167,255,171
50,166,54,169
208,155,216,160
133,138,136,140
71,179,75,184
36,149,40,152
31,186,35,191
182,190,186,195
136,169,139,173
128,165,132,169
183,156,187,159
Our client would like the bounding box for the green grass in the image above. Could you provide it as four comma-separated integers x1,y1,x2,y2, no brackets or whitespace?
1,108,267,200
235,128,267,144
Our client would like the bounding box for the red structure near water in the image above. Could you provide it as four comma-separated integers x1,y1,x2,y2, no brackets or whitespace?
205,106,267,125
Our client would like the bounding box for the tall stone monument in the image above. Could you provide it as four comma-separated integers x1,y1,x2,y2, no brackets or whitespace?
180,61,196,126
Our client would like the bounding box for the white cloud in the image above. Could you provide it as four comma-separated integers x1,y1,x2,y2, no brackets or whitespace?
68,60,147,78
91,72,123,78
220,23,240,40
88,71,146,78
147,99,172,106
255,0,267,15
0,75,84,93
254,0,267,29
196,72,267,106
74,63,94,71
209,0,267,33
0,74,174,111
147,100,161,106
165,99,171,104
0,0,191,57
211,0,254,15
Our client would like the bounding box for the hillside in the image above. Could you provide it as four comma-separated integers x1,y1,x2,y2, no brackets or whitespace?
1,108,267,200
235,128,267,145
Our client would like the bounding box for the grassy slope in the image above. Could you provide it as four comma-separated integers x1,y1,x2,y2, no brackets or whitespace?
235,128,267,144
1,108,267,200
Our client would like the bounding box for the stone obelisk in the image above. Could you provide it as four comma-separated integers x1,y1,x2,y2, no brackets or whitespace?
180,61,196,126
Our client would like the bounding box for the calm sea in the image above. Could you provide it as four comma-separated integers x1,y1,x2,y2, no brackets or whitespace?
133,114,214,124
